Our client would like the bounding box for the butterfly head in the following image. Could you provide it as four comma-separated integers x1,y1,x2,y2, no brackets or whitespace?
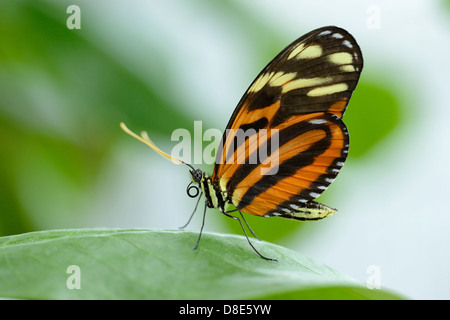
190,168,203,183
186,169,204,198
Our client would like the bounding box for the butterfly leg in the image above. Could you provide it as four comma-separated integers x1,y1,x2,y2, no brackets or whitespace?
221,211,277,262
179,192,203,229
224,209,261,241
193,203,208,250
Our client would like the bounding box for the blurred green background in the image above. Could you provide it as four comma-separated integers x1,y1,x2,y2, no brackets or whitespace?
1,0,449,299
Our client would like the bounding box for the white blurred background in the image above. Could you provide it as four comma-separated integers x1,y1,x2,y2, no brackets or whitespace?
1,0,449,299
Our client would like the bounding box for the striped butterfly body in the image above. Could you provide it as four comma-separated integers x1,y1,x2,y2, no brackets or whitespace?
121,26,363,261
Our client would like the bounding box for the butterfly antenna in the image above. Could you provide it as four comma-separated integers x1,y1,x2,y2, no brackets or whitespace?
120,122,195,171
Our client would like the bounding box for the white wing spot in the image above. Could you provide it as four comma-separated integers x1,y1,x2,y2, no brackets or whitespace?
310,192,320,198
332,33,344,39
336,161,345,166
325,177,335,183
342,40,353,48
318,30,332,37
308,119,327,125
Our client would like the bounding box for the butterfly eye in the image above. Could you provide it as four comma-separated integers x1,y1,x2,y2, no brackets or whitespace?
190,169,203,183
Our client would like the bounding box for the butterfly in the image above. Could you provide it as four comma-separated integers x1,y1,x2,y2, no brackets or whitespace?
120,26,363,261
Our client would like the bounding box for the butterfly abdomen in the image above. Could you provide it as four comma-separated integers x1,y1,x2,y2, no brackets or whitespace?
265,200,337,221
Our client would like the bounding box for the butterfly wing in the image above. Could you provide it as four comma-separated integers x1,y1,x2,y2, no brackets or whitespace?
212,26,362,220
228,112,349,220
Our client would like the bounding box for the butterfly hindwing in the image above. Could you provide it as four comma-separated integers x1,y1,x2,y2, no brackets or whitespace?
212,26,362,219
228,112,349,219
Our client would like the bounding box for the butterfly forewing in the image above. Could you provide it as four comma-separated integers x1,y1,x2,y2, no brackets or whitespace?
212,26,362,219
246,26,362,119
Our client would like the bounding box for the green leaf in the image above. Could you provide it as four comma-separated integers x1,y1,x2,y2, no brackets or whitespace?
0,229,404,299
443,0,450,14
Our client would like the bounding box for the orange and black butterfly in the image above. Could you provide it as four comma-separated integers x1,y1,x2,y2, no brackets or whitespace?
121,26,363,260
